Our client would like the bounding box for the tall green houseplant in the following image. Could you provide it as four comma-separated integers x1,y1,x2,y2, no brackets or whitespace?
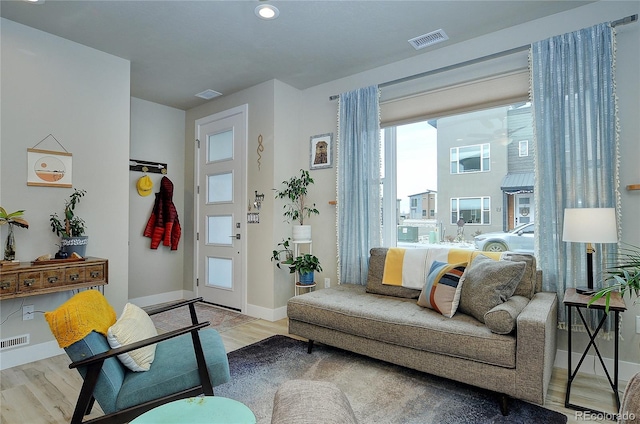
275,169,319,241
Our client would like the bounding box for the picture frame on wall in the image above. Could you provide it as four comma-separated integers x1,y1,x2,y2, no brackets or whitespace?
27,148,73,188
310,133,332,170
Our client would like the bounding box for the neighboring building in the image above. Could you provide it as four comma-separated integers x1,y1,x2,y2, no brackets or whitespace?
500,103,535,230
408,190,437,220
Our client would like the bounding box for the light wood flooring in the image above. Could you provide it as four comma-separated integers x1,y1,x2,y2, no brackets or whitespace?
1,317,626,424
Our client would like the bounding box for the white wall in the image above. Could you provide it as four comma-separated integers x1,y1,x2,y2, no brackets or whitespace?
128,98,186,305
0,18,130,369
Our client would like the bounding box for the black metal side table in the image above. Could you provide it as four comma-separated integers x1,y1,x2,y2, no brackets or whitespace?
563,288,626,415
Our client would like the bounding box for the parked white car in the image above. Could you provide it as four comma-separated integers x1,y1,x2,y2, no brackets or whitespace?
474,222,534,253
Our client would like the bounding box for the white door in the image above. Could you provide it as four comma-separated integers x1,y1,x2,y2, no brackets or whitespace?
514,194,534,226
195,105,247,311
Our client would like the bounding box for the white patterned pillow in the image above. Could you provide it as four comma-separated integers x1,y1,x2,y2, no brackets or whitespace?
107,303,157,372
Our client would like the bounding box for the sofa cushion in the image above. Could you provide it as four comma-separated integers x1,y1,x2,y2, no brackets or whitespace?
417,261,466,318
288,284,517,368
484,295,530,334
458,254,526,323
366,248,421,299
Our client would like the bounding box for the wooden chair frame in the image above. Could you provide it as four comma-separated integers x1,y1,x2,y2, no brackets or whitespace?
68,297,216,424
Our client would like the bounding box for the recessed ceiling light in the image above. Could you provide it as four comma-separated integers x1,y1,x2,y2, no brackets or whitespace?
23,0,45,4
195,89,222,100
255,4,279,20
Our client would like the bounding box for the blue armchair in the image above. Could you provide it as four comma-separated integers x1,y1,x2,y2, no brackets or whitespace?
46,292,230,424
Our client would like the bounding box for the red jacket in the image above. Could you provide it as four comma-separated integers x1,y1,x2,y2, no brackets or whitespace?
143,176,181,250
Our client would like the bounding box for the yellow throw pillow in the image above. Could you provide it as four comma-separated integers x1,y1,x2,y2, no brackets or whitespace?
107,303,157,372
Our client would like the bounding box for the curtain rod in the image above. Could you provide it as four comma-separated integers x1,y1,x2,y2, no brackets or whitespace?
328,14,637,101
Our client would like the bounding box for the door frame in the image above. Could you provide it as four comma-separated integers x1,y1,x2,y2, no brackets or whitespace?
193,104,248,311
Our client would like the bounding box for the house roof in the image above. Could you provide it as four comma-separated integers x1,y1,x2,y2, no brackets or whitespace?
0,1,593,110
501,172,535,193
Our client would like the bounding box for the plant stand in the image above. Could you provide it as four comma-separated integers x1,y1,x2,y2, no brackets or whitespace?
293,240,312,295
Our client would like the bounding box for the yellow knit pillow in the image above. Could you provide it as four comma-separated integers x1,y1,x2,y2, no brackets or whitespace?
45,290,117,348
107,303,158,372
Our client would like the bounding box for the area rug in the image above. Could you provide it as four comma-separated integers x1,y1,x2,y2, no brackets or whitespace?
147,301,258,333
216,335,568,424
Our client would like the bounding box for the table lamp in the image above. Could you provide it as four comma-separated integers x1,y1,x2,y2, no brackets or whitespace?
562,208,617,295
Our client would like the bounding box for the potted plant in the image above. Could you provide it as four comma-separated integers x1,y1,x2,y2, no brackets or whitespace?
284,253,322,286
275,169,319,241
270,238,293,269
50,188,88,257
589,243,640,312
0,207,29,261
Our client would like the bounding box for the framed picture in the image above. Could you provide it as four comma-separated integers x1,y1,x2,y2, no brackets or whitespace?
310,133,332,170
27,148,73,188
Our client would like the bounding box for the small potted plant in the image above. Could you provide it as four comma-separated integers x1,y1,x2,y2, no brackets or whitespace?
590,243,640,312
0,207,29,261
285,253,322,286
270,238,293,269
50,188,88,257
275,169,319,241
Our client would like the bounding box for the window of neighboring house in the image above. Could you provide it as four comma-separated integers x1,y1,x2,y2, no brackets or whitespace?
411,198,418,207
450,197,491,225
519,140,529,157
422,209,427,217
450,144,490,173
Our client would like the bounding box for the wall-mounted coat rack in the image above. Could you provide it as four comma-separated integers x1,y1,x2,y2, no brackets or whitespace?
129,159,167,174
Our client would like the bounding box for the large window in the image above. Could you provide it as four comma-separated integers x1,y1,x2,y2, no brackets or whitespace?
451,197,491,224
381,102,533,247
450,144,490,173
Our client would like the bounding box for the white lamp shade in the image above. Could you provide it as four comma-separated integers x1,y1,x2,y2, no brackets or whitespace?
562,208,618,243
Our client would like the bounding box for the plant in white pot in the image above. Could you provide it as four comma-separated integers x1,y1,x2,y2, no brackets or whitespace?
275,169,319,241
49,188,88,257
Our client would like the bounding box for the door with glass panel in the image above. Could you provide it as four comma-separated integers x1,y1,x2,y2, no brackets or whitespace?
195,105,246,311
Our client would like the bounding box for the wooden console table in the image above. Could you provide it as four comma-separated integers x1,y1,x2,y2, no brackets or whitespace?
0,257,108,299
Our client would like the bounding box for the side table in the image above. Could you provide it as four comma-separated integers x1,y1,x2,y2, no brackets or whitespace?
130,396,256,424
563,288,626,414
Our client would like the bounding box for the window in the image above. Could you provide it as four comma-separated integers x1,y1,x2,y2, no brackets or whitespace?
450,144,490,173
519,140,529,157
381,102,533,247
450,197,491,224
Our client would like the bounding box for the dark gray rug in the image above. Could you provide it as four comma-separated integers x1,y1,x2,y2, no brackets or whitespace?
216,335,567,424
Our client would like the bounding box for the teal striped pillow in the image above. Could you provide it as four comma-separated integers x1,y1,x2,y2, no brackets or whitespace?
417,261,466,318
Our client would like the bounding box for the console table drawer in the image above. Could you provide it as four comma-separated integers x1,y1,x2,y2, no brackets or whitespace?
65,267,86,284
0,274,18,295
43,269,66,288
18,271,43,293
85,264,105,282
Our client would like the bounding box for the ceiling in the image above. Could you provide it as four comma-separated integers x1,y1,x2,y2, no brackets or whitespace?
1,0,593,110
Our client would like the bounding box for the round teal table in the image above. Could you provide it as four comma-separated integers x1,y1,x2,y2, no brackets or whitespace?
130,396,256,424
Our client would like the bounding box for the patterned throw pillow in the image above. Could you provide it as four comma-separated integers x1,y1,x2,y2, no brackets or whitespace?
417,261,467,318
107,303,158,372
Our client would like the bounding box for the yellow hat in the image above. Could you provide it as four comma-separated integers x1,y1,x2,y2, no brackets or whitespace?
137,175,153,197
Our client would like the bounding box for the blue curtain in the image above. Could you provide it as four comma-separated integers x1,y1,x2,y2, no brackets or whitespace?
531,23,620,329
337,85,381,284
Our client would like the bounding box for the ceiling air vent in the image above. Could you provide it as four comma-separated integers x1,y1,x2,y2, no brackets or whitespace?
408,29,449,50
195,89,222,100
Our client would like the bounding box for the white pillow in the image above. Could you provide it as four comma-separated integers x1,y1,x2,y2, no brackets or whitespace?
107,303,157,372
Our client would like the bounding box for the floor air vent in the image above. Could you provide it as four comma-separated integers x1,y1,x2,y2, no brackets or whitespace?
1,334,29,350
408,29,449,50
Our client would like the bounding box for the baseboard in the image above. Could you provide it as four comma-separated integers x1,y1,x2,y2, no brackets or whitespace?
128,290,193,308
554,349,639,382
245,303,287,322
0,340,63,371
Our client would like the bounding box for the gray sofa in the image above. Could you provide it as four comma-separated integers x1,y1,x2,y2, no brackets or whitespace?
287,247,557,409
